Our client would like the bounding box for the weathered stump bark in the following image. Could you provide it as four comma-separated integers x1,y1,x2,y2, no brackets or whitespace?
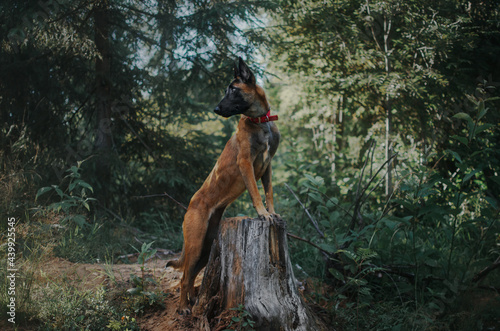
193,216,320,330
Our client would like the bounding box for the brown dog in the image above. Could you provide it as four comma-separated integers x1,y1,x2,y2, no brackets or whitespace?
166,57,280,315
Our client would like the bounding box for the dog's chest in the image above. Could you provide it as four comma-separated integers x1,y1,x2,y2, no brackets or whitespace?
252,124,279,170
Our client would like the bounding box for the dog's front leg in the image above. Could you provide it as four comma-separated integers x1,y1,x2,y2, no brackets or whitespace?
237,153,272,221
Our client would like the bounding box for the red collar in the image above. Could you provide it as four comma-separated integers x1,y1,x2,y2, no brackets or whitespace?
249,110,278,124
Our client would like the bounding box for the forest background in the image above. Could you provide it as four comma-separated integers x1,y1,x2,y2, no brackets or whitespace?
1,0,499,329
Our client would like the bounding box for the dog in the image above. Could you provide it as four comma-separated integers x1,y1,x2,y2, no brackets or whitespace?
166,57,280,315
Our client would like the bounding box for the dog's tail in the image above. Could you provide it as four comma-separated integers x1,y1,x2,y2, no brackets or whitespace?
165,243,184,269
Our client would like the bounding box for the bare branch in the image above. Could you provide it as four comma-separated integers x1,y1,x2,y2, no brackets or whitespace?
132,192,188,211
287,232,331,257
284,183,325,238
472,256,500,283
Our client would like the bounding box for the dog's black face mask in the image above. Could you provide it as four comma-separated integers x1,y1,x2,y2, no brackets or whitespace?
214,57,259,118
214,83,250,118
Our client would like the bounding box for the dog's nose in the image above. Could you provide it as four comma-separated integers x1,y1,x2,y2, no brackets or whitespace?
214,106,221,114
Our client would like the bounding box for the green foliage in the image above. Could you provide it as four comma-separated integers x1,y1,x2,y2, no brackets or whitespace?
0,124,43,225
282,88,499,329
225,304,256,331
106,315,138,331
35,287,139,331
267,3,500,326
33,162,129,262
268,0,500,194
136,208,184,250
126,242,167,314
36,161,95,227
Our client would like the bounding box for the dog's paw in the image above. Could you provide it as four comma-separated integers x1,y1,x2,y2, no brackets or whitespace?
165,259,178,269
271,212,281,219
258,212,274,222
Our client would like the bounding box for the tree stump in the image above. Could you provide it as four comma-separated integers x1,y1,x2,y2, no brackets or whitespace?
193,216,320,330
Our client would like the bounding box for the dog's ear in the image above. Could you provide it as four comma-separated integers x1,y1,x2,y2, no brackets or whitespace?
238,57,256,85
234,60,240,79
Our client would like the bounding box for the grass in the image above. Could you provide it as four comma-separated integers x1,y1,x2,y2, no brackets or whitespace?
0,207,175,329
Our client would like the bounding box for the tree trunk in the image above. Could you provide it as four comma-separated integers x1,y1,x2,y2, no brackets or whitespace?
94,0,112,153
193,217,322,331
93,1,113,198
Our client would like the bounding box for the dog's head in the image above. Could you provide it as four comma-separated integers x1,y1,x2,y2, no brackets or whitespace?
214,57,269,118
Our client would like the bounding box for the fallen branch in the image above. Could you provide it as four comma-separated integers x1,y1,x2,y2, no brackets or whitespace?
287,232,331,257
97,201,125,222
132,192,188,211
472,256,500,283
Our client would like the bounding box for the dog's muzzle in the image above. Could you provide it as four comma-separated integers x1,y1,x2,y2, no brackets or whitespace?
214,106,232,118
